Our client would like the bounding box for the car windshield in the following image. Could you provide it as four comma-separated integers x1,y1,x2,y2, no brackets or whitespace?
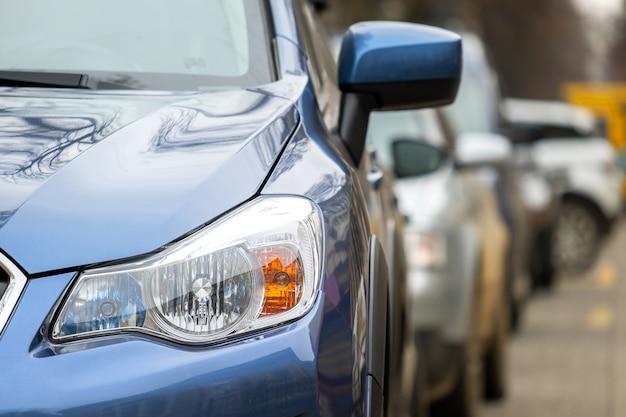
444,72,493,134
0,0,274,91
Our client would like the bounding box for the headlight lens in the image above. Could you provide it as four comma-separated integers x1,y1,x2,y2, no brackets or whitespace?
52,196,323,344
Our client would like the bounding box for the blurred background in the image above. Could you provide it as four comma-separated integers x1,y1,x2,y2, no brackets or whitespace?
321,0,622,99
320,1,626,416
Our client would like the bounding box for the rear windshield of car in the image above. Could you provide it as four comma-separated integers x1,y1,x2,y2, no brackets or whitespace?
0,0,274,91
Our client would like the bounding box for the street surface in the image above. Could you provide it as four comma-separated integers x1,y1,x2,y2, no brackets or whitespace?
483,217,626,417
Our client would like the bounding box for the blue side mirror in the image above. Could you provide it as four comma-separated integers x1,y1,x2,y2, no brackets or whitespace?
337,22,462,164
339,22,462,109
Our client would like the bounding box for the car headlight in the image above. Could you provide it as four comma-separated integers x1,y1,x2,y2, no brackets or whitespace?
51,196,323,344
404,231,447,270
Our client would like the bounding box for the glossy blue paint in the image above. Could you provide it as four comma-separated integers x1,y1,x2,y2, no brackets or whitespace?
263,79,372,417
338,22,462,86
1,273,324,416
0,89,298,274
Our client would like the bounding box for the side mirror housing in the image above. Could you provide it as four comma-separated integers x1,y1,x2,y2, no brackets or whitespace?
455,132,512,168
338,22,462,164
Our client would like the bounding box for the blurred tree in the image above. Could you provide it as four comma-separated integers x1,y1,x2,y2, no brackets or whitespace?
609,15,626,80
321,0,410,33
321,0,594,101
474,0,593,99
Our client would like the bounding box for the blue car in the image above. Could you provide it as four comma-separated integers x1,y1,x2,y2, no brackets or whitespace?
0,1,461,416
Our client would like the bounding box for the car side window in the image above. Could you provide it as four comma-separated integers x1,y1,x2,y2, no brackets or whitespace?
367,110,446,170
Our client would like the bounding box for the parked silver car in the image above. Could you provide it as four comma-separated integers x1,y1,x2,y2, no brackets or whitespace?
444,32,556,309
367,108,510,417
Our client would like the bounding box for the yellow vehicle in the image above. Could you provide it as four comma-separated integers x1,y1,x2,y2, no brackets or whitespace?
562,82,626,197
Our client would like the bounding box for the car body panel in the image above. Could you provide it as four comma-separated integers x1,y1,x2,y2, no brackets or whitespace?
402,165,508,346
3,272,325,417
530,137,623,221
398,175,481,342
0,88,299,274
261,69,395,417
394,165,479,342
2,110,368,417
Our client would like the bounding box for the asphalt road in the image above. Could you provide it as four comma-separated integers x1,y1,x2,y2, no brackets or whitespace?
482,217,626,417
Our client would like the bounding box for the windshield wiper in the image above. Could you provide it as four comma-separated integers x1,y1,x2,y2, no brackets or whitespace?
0,70,91,89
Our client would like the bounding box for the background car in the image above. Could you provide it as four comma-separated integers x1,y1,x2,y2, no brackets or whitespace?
503,98,624,274
0,1,463,416
367,107,510,417
443,32,558,305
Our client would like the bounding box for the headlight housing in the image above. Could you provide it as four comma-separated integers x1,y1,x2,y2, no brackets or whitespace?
52,196,323,344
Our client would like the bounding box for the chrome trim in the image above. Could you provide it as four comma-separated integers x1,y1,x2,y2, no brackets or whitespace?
0,253,27,335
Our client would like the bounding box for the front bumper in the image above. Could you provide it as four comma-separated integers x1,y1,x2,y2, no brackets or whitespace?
0,272,341,417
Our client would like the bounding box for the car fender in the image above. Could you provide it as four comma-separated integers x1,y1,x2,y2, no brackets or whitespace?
531,138,623,220
563,165,623,222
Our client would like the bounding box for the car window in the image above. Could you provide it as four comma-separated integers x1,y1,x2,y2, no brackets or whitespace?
0,0,274,90
367,109,448,172
444,72,493,133
294,0,340,129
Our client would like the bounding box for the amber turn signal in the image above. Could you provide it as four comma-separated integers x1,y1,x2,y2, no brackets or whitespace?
256,246,303,316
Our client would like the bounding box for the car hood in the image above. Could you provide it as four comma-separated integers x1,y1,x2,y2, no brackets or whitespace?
0,87,298,274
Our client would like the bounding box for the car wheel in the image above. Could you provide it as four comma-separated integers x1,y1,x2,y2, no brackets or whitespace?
430,310,483,417
483,298,509,400
552,199,603,274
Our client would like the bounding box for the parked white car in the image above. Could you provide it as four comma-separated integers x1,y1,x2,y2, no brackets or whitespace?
503,98,624,273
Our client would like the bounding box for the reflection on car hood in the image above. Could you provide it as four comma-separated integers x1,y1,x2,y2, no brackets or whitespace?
0,87,298,274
